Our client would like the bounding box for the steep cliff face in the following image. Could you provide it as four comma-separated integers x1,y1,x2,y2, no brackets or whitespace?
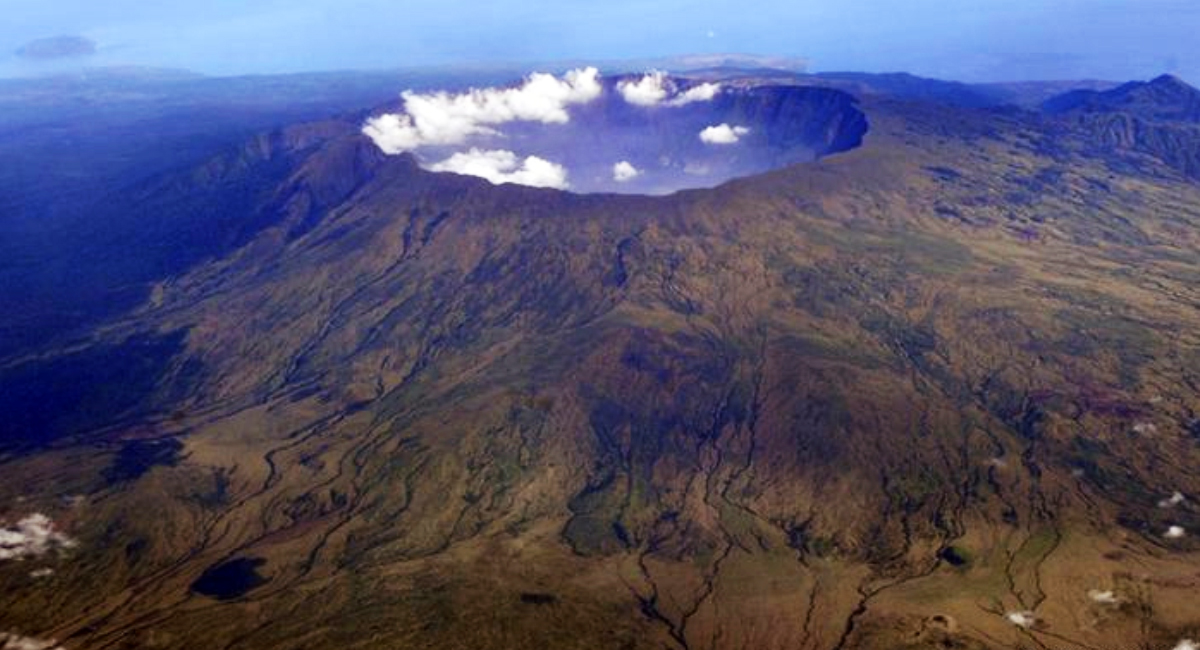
712,84,869,153
3,86,1200,650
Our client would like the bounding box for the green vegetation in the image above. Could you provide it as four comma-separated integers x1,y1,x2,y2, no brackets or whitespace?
4,73,1200,650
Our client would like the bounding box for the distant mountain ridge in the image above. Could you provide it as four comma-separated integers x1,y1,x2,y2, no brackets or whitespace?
1043,74,1200,179
1043,73,1200,122
680,67,1126,109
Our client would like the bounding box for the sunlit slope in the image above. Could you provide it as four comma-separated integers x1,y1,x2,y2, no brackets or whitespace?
3,84,1200,650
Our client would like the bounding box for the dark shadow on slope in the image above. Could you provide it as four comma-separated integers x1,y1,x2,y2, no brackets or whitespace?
0,330,195,453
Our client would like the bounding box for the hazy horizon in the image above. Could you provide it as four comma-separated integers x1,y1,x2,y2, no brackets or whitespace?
2,0,1198,84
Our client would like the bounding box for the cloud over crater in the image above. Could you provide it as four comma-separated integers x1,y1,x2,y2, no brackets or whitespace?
427,148,569,189
699,123,750,144
363,67,602,154
616,71,721,107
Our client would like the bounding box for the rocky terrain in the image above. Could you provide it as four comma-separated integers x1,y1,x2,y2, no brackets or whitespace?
2,71,1200,650
1045,74,1200,180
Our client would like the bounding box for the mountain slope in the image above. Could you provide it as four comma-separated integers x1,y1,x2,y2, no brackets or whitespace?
1043,74,1200,122
2,85,1200,650
1044,74,1200,180
0,67,530,359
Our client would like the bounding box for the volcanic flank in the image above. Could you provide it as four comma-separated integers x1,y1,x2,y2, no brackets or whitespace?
2,71,1200,650
362,69,868,194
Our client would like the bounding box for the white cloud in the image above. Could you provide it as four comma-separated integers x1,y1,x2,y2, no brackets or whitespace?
1087,589,1121,605
617,72,721,107
0,514,76,561
1165,525,1186,539
363,67,602,154
672,82,721,106
612,161,640,183
427,148,568,189
0,632,65,650
699,124,750,144
1005,611,1037,629
617,71,670,106
1159,491,1187,508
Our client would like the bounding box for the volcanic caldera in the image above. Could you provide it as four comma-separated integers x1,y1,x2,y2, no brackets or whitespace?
363,70,869,194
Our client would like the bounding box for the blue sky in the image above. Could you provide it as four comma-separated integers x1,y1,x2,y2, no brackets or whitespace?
1,0,1197,82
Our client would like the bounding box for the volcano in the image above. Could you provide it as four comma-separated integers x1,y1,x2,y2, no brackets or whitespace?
2,70,1200,650
363,71,868,194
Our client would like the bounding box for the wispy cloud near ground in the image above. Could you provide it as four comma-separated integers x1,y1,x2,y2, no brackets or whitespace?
0,514,76,561
0,632,66,650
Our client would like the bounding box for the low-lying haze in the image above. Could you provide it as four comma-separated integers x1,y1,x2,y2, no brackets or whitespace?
1,0,1197,83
